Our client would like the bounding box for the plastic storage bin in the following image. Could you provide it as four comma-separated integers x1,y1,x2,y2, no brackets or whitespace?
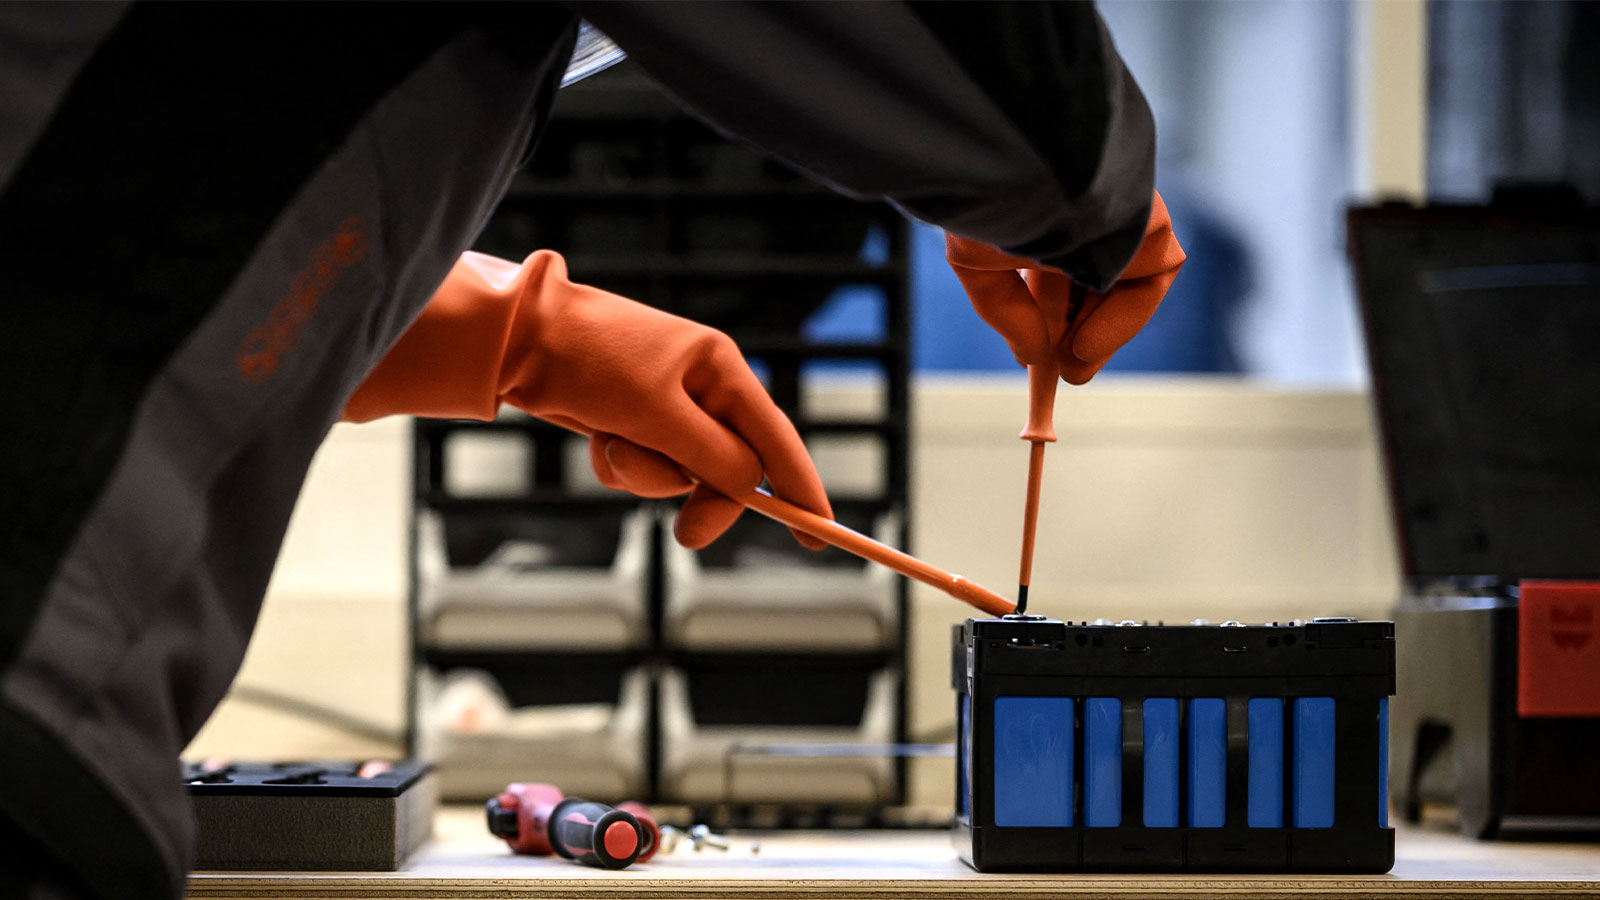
662,508,899,651
416,506,652,651
657,662,897,804
418,662,649,802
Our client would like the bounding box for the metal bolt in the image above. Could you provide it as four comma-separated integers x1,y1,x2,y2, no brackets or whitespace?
658,825,684,854
689,824,731,851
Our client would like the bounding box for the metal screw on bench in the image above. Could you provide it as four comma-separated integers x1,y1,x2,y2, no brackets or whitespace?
657,825,685,854
689,824,731,851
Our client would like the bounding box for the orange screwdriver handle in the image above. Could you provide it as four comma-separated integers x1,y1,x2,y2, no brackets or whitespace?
1020,364,1059,443
740,488,1016,617
535,418,1016,618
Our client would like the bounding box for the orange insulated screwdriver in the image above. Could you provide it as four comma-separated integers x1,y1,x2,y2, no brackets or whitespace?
1015,363,1058,615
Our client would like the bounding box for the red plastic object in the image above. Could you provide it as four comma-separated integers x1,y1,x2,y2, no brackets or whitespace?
494,782,565,855
1518,580,1600,717
616,801,660,862
603,820,639,860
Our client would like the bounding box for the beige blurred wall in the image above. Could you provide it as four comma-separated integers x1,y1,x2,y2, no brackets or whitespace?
185,415,411,761
186,375,1401,809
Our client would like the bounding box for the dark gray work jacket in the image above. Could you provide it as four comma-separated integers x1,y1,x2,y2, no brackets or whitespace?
0,3,1153,896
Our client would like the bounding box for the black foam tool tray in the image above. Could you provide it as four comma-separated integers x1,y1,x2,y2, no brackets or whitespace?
183,760,436,871
953,617,1396,873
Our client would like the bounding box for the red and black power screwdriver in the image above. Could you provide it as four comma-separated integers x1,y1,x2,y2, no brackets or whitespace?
485,782,660,869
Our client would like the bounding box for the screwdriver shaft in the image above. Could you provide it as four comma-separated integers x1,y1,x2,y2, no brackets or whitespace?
1017,440,1046,614
546,420,1017,618
742,487,1015,617
1016,364,1059,615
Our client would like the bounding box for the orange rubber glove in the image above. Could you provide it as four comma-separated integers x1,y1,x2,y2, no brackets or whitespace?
344,250,831,550
946,191,1185,384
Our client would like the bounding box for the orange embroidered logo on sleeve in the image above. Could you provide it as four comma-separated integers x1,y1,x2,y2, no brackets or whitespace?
236,215,370,383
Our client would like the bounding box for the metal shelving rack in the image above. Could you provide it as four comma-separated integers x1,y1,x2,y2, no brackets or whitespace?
407,63,911,809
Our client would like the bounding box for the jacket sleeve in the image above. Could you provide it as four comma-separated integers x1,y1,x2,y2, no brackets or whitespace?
563,0,1155,293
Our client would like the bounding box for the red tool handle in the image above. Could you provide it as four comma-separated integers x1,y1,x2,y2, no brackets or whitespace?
486,782,565,855
549,798,643,869
616,801,661,862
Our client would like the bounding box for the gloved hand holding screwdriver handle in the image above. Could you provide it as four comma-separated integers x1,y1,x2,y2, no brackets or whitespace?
947,190,1185,386
948,191,1185,613
344,250,832,551
346,250,1015,616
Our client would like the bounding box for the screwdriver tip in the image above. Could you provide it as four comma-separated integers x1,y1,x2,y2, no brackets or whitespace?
1016,584,1029,615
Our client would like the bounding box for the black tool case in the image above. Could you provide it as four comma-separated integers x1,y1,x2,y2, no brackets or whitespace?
952,616,1395,872
184,760,436,871
1347,196,1600,838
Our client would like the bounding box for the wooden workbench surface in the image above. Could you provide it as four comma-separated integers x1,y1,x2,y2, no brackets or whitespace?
186,807,1600,899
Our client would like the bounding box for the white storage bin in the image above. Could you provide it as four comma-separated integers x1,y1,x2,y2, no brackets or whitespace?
417,506,651,650
417,665,648,802
662,508,900,651
656,665,897,804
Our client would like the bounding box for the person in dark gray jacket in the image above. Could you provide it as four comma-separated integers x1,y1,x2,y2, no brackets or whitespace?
0,3,1176,896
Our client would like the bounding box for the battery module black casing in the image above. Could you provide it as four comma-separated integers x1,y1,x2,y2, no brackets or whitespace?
184,760,436,871
952,616,1395,873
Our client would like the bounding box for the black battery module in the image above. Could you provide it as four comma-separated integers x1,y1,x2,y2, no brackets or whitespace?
952,616,1395,872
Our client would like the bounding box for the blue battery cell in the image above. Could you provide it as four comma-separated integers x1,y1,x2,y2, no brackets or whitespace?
1379,698,1389,827
1188,698,1227,827
1143,698,1179,827
1293,697,1337,828
993,696,1074,826
1247,697,1285,828
1084,697,1122,827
